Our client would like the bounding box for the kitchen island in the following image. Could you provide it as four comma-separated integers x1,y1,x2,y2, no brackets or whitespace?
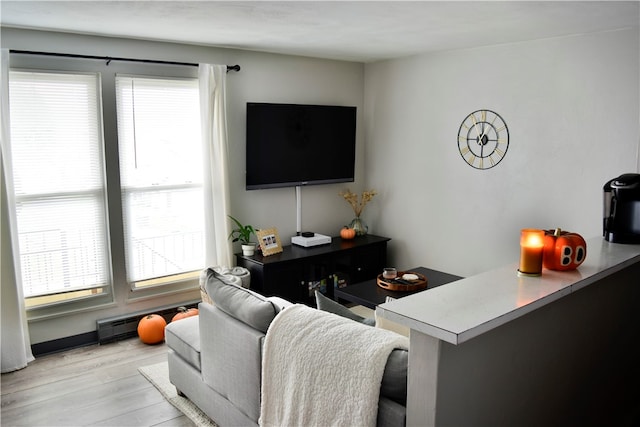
376,237,640,426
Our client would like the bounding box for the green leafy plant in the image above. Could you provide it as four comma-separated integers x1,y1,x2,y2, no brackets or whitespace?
228,215,256,245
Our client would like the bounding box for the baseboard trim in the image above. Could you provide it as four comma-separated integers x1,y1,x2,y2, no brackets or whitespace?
31,300,201,357
31,331,98,357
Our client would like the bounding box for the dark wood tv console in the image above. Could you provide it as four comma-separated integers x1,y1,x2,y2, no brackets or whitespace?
235,234,390,304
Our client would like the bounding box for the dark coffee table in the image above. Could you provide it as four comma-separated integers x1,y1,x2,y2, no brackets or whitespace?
334,266,462,309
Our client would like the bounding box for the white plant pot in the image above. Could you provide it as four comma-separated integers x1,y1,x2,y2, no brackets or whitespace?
242,243,256,256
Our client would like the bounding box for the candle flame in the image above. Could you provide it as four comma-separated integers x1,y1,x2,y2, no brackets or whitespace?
521,229,545,248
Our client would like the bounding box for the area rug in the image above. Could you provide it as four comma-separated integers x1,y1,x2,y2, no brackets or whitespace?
139,362,217,427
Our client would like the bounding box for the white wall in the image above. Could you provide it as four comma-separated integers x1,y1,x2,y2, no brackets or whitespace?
1,28,365,344
364,28,639,277
2,26,638,345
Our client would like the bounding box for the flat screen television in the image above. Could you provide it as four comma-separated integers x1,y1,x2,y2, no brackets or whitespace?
246,102,357,190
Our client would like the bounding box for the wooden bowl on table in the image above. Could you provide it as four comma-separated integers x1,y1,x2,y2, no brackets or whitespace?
376,271,427,292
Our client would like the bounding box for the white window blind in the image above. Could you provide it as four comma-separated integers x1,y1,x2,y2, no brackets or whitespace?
115,75,204,286
8,71,110,298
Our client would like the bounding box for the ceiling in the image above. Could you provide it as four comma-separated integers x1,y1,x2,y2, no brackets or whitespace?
1,1,638,63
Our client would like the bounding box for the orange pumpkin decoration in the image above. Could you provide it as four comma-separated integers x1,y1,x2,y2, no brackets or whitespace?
542,228,587,271
340,226,356,240
172,306,199,322
137,314,167,344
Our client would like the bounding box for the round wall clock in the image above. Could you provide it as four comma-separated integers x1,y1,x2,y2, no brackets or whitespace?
457,109,509,170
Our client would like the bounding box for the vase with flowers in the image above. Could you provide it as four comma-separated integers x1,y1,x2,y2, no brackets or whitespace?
228,215,257,256
339,189,377,236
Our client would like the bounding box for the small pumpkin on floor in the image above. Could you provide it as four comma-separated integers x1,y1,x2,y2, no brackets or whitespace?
172,306,199,322
137,314,167,344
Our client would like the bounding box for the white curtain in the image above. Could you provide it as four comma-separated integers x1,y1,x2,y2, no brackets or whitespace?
199,64,233,267
1,49,35,373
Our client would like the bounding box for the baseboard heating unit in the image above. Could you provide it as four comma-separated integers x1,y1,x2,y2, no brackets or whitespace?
97,300,199,344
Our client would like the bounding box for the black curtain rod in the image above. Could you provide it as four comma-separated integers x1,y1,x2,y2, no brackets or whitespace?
9,50,241,72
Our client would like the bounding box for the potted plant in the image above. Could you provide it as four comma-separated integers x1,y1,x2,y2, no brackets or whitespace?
228,215,257,256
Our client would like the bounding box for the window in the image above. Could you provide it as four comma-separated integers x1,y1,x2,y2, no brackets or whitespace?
115,76,204,289
8,70,110,305
8,60,205,310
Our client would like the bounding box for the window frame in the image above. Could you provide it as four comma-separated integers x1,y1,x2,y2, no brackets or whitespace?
8,67,114,312
114,73,205,291
7,54,202,319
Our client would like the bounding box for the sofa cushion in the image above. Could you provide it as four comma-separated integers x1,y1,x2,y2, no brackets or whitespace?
203,268,280,333
382,348,408,405
165,315,201,371
314,290,376,326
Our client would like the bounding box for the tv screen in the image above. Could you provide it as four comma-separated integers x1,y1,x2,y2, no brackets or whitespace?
246,102,357,190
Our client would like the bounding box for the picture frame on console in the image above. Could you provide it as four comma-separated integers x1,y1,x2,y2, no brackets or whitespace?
257,228,283,256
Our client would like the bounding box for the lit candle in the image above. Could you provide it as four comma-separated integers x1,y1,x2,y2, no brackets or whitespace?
518,229,545,276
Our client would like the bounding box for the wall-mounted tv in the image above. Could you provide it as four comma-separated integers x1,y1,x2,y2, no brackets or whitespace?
245,102,357,190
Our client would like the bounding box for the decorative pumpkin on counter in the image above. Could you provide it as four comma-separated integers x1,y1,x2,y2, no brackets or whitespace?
137,314,167,344
543,228,587,271
172,306,199,322
340,226,356,240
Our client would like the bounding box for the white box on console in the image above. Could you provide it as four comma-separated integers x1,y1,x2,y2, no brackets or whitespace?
291,234,332,247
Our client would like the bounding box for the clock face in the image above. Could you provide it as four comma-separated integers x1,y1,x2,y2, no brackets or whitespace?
457,110,509,170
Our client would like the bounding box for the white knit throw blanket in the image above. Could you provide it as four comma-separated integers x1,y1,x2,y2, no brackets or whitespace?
260,304,409,427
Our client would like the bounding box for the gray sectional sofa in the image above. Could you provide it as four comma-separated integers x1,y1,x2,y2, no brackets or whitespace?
165,268,408,426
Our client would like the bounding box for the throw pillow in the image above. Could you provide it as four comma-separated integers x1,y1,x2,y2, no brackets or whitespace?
314,291,375,326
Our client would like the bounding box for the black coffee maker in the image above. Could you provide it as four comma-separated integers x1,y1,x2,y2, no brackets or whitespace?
603,173,640,243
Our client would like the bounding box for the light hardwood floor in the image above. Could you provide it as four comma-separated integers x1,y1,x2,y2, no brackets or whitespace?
1,338,195,427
